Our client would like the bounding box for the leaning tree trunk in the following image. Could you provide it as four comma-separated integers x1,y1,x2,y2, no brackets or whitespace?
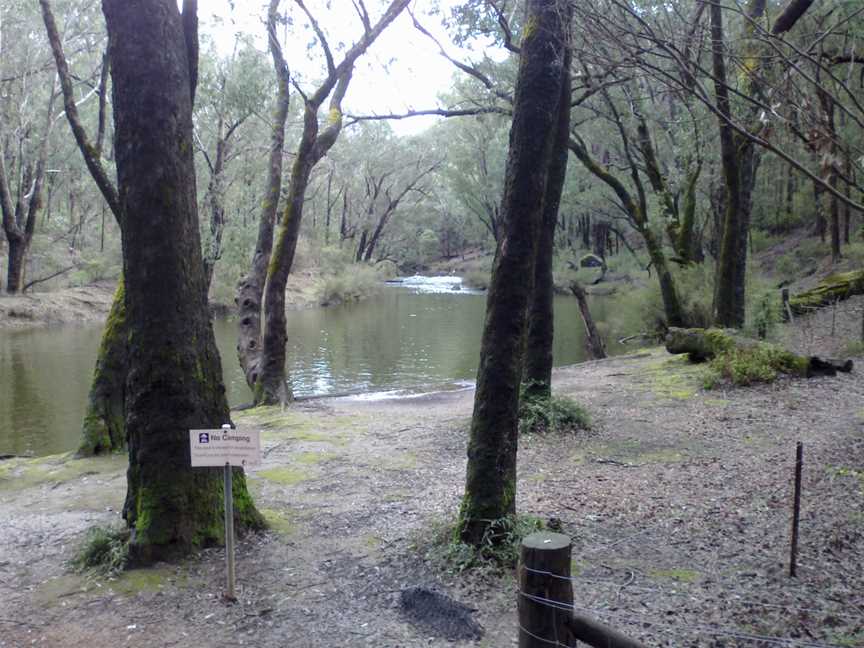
523,44,571,402
570,281,606,360
103,0,262,563
459,0,570,547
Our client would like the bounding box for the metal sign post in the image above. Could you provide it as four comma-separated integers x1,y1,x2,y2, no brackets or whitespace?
222,427,236,600
190,424,261,601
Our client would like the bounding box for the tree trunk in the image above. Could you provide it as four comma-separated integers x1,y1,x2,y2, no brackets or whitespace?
459,0,569,547
710,0,747,328
570,281,606,360
5,236,27,294
78,280,127,456
254,0,410,406
523,44,571,402
103,0,262,563
236,0,290,394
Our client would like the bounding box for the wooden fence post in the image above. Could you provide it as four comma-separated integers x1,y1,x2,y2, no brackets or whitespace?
519,531,649,648
519,531,574,647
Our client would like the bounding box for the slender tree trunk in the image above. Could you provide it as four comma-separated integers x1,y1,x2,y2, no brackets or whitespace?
785,164,796,232
523,44,572,401
41,0,128,457
103,0,262,563
236,0,290,393
5,237,27,293
254,0,409,406
711,0,746,328
459,0,569,547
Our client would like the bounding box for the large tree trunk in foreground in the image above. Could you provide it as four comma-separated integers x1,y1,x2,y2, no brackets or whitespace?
523,45,572,402
103,0,262,563
459,0,569,547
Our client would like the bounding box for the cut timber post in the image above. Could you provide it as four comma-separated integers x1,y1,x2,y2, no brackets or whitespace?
519,531,649,648
519,532,574,647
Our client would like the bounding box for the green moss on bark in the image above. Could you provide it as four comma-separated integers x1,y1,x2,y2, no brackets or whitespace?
78,279,127,457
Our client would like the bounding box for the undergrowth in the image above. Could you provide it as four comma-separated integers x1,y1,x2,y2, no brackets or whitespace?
423,515,546,573
703,343,808,388
519,392,591,435
71,525,130,576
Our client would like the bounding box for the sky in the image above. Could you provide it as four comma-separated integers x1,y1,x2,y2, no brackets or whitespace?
195,0,486,136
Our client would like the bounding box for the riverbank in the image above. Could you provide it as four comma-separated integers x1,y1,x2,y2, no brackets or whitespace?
1,345,862,647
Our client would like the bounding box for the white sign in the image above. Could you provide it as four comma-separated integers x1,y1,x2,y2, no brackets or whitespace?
190,427,261,468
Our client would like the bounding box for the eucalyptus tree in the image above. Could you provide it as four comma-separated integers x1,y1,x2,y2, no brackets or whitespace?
240,0,412,406
100,0,263,562
459,0,571,546
0,0,58,293
195,37,271,290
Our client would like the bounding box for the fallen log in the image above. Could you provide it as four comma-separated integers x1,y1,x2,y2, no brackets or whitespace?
787,269,864,316
665,327,853,379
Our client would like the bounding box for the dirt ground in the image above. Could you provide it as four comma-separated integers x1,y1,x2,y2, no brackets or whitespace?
1,333,863,647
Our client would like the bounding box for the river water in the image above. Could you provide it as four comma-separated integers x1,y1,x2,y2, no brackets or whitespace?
0,277,616,456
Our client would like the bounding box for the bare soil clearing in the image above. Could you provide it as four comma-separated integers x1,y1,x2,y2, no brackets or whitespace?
0,284,115,329
1,344,862,647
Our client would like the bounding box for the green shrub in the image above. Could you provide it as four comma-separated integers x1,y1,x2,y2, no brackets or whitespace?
71,526,130,576
316,264,381,305
706,344,808,387
424,515,546,573
519,392,591,435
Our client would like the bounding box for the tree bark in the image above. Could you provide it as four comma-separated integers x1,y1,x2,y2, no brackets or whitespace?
78,279,127,455
236,0,290,394
711,0,748,328
255,0,410,405
102,0,262,563
570,281,606,360
459,0,569,547
523,43,571,401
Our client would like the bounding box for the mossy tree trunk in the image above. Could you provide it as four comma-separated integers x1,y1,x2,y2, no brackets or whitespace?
236,0,290,393
103,0,262,563
459,0,570,547
78,280,127,456
523,44,572,402
710,0,752,328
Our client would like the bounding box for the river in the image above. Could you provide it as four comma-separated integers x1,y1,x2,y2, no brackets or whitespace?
0,277,619,456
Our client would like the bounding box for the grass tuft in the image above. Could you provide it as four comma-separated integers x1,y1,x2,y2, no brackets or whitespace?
423,515,546,573
519,392,591,435
71,526,130,576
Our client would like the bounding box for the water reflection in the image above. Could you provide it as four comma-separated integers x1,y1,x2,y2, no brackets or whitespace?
1,283,616,456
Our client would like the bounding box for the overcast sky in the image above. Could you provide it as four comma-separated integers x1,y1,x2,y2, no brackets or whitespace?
195,0,486,135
